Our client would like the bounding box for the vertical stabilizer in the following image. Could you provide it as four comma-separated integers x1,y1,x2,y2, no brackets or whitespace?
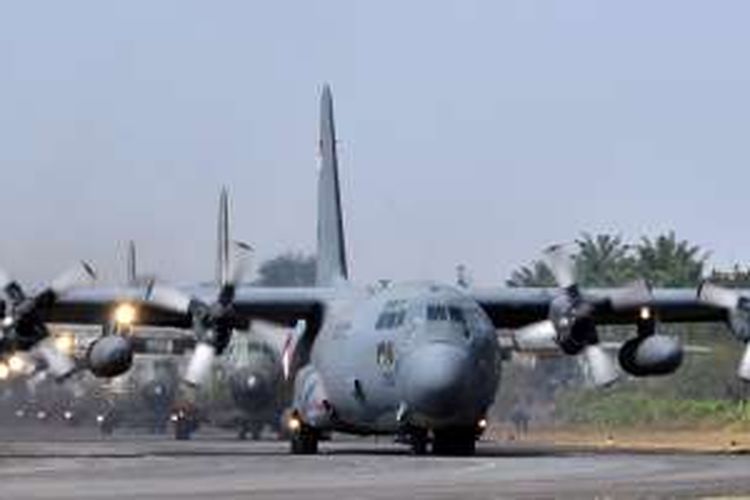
316,84,348,286
127,240,137,285
217,187,230,286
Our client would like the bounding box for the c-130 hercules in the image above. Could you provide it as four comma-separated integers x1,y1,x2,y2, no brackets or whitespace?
2,85,750,455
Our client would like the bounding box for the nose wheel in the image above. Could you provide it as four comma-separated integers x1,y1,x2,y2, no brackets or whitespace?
290,424,319,454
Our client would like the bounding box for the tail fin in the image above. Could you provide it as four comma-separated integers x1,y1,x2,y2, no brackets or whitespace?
127,240,137,285
216,187,230,286
316,84,348,286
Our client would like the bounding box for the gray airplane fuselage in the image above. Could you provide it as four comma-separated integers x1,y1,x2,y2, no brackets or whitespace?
295,281,500,434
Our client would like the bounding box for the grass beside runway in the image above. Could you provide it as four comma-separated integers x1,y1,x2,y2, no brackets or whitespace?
486,422,750,454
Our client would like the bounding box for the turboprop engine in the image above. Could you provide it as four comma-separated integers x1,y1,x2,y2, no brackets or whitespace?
86,335,133,378
512,245,653,387
698,282,750,379
617,334,683,376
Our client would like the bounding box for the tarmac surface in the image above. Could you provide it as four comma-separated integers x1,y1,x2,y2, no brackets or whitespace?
2,426,750,499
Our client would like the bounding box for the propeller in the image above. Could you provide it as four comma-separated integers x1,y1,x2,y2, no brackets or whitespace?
697,281,750,380
516,244,651,387
146,242,252,387
0,262,96,380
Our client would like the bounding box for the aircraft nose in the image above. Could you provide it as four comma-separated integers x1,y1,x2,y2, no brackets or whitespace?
402,343,470,421
230,369,272,410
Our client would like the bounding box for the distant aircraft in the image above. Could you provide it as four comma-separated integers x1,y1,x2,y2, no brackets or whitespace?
216,321,288,439
5,85,750,455
197,187,291,440
125,192,289,441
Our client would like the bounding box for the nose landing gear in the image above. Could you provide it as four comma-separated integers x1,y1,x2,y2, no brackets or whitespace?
287,411,319,454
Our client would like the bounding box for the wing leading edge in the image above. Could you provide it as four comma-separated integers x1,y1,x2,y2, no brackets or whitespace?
472,287,726,328
43,285,332,329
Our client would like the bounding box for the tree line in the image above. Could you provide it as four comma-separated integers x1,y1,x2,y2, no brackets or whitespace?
254,231,750,289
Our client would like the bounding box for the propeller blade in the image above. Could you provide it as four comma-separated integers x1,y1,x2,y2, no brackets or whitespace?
0,268,12,291
146,284,193,314
228,241,253,287
738,343,750,381
582,344,620,387
512,320,558,351
218,241,252,306
33,337,76,380
183,342,216,387
50,261,96,295
609,279,653,310
698,281,741,310
544,244,576,289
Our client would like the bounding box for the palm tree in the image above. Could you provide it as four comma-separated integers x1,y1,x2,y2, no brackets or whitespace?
574,233,637,286
635,232,708,287
506,261,557,287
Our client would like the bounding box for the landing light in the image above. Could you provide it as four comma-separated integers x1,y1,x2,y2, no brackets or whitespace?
113,303,137,326
8,355,24,373
639,306,652,321
96,414,105,424
288,416,301,432
478,418,488,430
54,333,75,354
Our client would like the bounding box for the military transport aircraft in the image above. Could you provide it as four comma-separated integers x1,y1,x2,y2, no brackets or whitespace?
0,85,748,455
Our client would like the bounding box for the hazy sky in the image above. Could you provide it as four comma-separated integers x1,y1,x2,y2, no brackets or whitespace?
1,1,749,287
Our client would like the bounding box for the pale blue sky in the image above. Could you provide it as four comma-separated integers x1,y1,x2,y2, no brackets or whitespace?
1,1,749,286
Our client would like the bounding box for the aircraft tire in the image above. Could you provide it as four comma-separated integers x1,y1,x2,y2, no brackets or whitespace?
250,422,263,441
432,427,476,456
410,429,428,455
238,422,248,441
174,420,193,440
290,426,319,454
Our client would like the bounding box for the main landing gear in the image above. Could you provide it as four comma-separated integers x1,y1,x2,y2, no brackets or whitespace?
238,421,263,441
406,426,478,456
432,427,476,456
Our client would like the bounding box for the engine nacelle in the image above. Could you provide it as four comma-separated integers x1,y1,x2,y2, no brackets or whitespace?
87,335,134,378
618,334,683,377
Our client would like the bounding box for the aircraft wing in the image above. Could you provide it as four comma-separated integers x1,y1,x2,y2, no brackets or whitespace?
40,285,330,328
471,287,725,328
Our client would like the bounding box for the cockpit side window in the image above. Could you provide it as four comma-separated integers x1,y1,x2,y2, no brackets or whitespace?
448,306,465,325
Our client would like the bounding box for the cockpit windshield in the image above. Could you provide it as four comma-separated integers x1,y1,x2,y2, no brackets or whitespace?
375,310,406,329
427,304,466,325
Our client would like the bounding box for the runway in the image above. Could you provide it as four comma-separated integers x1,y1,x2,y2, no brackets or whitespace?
1,431,750,499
